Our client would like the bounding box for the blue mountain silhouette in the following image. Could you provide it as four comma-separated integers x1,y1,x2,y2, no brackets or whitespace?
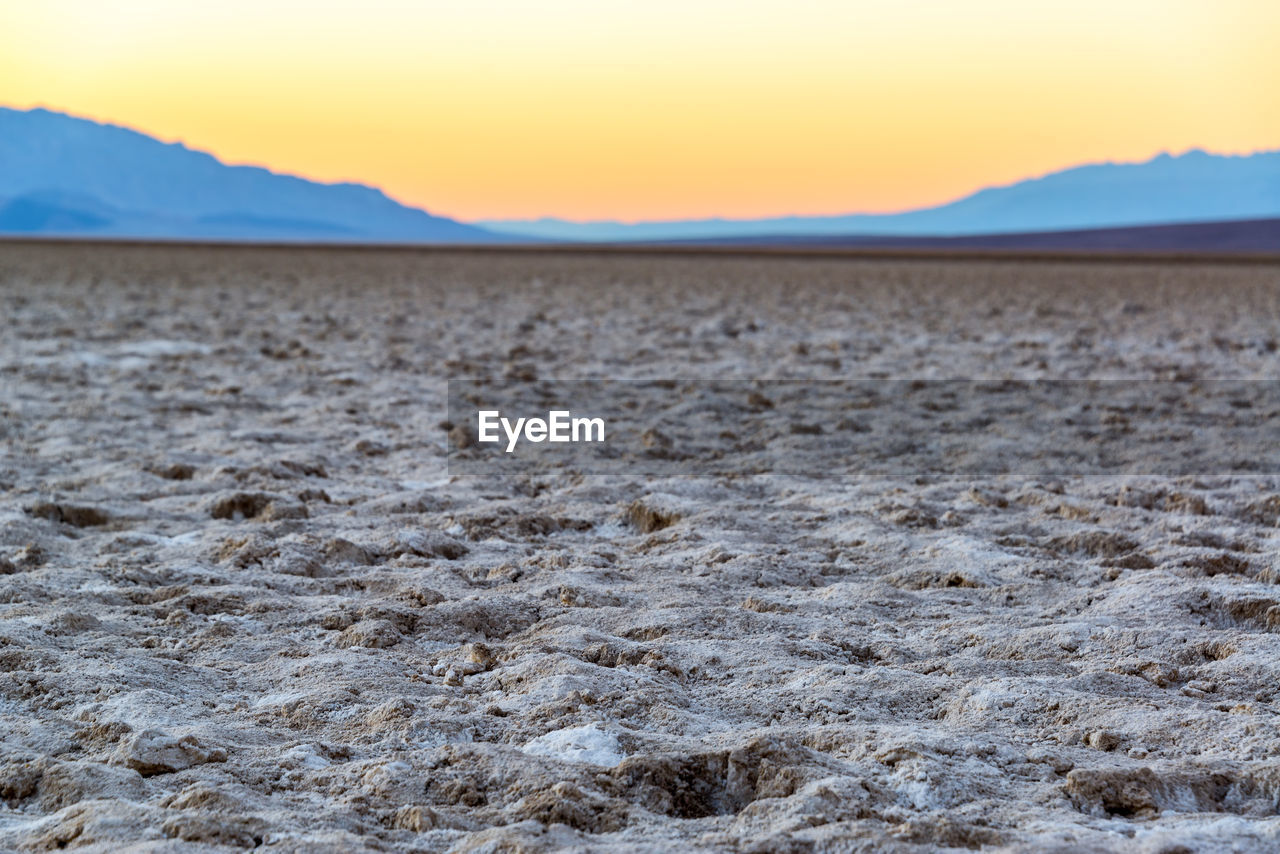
5,106,1277,246
482,149,1280,242
0,107,499,242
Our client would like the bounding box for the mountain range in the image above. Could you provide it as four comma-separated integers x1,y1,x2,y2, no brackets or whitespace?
1,106,1278,247
0,107,499,242
483,149,1280,242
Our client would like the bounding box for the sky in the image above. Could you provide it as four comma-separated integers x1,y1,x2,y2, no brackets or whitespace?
1,1,1277,223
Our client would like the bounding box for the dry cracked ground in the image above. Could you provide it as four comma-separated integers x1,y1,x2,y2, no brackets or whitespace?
1,243,1279,853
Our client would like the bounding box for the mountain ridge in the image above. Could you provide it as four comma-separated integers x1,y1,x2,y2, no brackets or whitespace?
482,148,1280,242
0,107,500,242
4,106,1278,246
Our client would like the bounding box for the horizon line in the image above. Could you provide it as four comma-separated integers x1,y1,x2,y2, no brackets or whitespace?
5,101,1279,226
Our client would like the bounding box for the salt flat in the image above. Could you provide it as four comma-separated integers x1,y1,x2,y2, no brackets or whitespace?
1,244,1278,852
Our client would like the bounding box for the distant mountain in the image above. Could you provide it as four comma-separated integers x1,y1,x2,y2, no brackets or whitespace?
482,149,1280,242
0,108,500,242
7,106,1277,248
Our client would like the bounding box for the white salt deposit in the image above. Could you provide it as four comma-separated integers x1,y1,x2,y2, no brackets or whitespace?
521,724,625,767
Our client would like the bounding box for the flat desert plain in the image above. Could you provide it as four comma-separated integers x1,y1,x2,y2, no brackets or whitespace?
1,243,1279,853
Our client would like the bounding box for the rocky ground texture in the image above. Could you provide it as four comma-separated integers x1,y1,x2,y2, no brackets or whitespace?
1,244,1279,852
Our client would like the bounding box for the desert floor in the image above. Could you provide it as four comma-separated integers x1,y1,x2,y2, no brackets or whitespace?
1,244,1279,852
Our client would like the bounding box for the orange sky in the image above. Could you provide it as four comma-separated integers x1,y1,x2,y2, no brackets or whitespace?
2,1,1277,222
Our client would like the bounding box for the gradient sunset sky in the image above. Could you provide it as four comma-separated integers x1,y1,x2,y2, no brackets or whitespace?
3,1,1277,222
